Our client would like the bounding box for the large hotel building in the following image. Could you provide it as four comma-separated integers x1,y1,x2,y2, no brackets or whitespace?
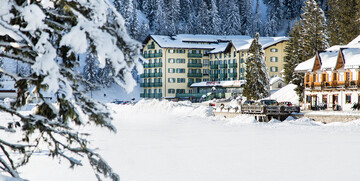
140,34,288,100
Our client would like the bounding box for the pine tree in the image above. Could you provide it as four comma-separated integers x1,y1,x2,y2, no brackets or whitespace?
0,0,142,180
130,7,141,40
166,0,180,35
253,0,263,35
243,33,270,100
283,20,305,100
153,0,167,34
300,0,329,60
264,0,283,36
83,53,99,85
223,0,241,35
209,0,221,34
327,0,360,46
239,0,254,35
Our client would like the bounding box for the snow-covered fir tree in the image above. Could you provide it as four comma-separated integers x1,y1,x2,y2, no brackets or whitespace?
83,53,99,85
209,0,222,34
327,0,360,46
0,0,142,180
283,20,306,101
166,0,180,35
300,0,329,60
243,33,270,100
253,0,263,35
153,0,167,34
223,0,241,35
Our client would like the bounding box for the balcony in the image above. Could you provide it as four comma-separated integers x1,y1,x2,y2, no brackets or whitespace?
153,53,163,58
140,93,162,98
219,73,228,78
229,73,237,78
154,72,163,77
187,63,203,68
187,73,202,77
229,63,238,68
176,93,205,98
147,44,155,49
154,62,162,67
210,74,218,79
153,82,163,87
219,64,228,69
187,53,203,58
143,53,163,58
140,83,151,87
210,65,218,69
140,73,149,78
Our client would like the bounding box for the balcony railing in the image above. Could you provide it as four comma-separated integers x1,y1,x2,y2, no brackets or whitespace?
143,53,163,58
219,73,228,78
228,63,238,68
187,63,203,68
140,93,162,98
305,80,359,90
175,93,205,98
187,53,203,58
229,73,237,78
210,65,218,69
143,62,163,68
219,64,228,69
210,74,218,79
154,82,162,87
187,73,202,77
140,73,163,78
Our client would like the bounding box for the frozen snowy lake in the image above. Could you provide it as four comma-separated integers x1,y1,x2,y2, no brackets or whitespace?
7,100,360,181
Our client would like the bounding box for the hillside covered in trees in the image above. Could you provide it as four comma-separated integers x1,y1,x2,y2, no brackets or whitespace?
114,0,336,41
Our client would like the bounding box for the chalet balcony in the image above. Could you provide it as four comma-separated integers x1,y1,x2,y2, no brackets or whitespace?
219,64,228,69
210,65,218,69
305,80,360,90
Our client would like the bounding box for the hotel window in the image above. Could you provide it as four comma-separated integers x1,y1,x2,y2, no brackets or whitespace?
270,66,278,72
159,89,162,93
270,57,278,62
168,58,175,63
346,94,351,103
176,68,185,73
168,49,174,53
144,89,147,93
241,52,244,57
154,89,157,94
148,89,152,94
168,89,175,94
168,68,175,73
159,49,162,53
203,59,209,67
240,58,244,63
270,48,278,52
177,78,185,83
203,69,209,75
240,68,245,73
168,78,176,83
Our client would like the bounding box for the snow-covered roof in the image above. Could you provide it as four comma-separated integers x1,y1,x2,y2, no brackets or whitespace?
269,77,284,85
319,50,338,70
191,80,246,88
347,35,360,47
342,48,360,69
145,34,288,53
295,57,315,72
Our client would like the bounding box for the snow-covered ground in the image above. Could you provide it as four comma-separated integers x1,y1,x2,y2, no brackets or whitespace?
4,99,360,181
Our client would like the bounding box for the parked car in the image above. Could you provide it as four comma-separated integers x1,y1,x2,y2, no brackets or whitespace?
259,99,278,106
279,101,293,106
243,100,255,105
111,100,130,105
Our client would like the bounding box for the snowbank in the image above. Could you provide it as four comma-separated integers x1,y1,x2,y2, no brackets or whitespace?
268,84,299,105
